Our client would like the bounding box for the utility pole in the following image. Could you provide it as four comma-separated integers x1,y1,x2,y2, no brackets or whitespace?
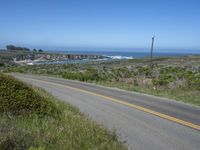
150,36,155,67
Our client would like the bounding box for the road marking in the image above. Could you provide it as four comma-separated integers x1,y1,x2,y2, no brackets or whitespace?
24,77,200,131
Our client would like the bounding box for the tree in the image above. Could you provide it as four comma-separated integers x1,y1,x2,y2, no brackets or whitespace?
6,45,30,51
6,45,16,50
38,49,43,52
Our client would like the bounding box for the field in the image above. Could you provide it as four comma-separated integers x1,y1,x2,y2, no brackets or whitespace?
0,74,126,150
2,55,200,106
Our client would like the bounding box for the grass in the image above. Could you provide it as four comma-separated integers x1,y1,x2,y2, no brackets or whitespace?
0,74,126,150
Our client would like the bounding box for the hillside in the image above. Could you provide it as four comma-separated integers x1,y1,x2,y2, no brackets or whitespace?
0,74,125,150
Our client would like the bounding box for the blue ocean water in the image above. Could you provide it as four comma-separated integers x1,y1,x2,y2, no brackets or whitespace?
35,50,199,65
48,50,199,59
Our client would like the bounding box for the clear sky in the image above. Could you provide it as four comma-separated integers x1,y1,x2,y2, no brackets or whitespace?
0,0,200,52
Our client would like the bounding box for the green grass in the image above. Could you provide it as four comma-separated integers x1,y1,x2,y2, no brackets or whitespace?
0,74,126,150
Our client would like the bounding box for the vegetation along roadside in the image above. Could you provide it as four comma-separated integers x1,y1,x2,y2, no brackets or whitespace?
0,74,126,150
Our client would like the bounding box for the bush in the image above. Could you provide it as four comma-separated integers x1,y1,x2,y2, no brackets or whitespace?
62,71,84,81
0,74,59,116
62,68,103,82
0,62,5,67
137,66,152,77
0,124,34,150
187,74,200,90
82,67,99,81
152,79,168,86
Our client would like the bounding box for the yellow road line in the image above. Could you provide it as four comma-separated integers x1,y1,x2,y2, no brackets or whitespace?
26,77,200,131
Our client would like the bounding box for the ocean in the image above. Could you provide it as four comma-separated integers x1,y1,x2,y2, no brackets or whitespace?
48,51,200,59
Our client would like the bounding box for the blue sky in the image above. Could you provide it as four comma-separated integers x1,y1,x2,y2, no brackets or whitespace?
0,0,200,52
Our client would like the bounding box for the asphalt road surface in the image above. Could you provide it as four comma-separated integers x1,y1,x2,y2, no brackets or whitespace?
12,74,200,150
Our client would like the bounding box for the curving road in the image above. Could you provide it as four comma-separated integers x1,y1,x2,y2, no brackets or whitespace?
12,73,200,150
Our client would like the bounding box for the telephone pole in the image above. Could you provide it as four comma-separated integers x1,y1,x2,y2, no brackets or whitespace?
150,36,155,67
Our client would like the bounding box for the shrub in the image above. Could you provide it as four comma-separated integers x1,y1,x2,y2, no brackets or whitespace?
0,62,4,67
137,66,152,77
0,124,34,150
133,79,138,86
82,67,99,81
187,74,200,90
0,74,59,116
152,79,168,86
62,71,84,81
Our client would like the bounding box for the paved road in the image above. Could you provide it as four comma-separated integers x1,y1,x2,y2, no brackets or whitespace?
13,74,200,150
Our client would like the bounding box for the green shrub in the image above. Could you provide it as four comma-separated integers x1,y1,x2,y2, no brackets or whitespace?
62,71,84,81
187,74,200,90
152,79,168,86
0,62,5,67
62,67,103,82
0,74,59,116
137,66,152,77
133,79,138,86
0,123,34,150
82,67,99,81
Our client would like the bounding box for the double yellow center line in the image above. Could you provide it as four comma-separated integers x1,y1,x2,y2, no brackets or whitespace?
25,77,200,131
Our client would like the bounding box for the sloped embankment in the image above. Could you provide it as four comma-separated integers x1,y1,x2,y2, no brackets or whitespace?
0,74,126,150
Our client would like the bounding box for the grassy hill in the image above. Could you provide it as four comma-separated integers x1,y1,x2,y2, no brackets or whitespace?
0,74,126,150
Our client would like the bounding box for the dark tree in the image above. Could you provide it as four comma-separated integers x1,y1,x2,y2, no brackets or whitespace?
6,45,16,50
0,62,4,67
38,49,43,52
6,45,30,51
